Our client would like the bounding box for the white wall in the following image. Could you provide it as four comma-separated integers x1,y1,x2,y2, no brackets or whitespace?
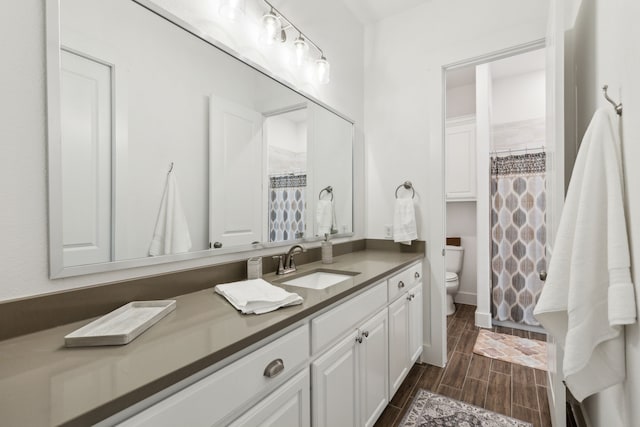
446,202,477,305
364,0,548,365
0,0,364,301
446,83,476,118
492,70,546,124
569,0,640,425
266,115,307,175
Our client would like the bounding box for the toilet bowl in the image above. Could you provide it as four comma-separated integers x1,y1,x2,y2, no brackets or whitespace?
446,272,460,316
445,245,464,315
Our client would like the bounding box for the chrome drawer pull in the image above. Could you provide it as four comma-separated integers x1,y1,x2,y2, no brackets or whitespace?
398,281,405,289
414,272,420,279
263,358,285,378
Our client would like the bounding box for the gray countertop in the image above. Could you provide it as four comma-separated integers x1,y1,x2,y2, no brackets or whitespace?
0,249,423,427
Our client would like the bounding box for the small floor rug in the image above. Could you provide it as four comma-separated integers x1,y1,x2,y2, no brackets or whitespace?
399,389,532,427
473,329,547,371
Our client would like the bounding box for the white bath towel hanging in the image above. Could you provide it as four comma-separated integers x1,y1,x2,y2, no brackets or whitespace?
533,108,637,401
149,170,192,256
393,197,417,245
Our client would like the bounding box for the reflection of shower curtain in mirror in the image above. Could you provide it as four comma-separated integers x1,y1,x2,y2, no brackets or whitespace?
269,174,306,242
490,153,546,325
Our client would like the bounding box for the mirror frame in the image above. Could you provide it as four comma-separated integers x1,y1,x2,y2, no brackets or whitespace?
46,0,354,278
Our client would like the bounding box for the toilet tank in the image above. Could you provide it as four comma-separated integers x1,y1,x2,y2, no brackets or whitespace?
445,245,464,273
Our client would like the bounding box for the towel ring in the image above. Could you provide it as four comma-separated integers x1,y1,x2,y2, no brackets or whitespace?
319,186,333,201
395,181,415,199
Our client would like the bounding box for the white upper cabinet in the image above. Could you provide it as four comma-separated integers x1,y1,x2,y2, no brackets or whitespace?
445,116,477,201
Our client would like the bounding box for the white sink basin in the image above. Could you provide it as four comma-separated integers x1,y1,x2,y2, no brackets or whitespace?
280,270,359,290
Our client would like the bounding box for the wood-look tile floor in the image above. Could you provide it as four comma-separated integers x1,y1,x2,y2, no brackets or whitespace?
374,304,552,427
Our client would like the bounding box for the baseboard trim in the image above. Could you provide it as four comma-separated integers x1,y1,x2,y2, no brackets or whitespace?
475,310,492,329
453,292,477,306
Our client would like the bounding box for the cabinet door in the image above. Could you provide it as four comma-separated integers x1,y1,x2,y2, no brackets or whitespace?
388,297,410,397
445,120,476,200
408,283,423,364
312,331,359,427
359,309,389,427
229,370,310,427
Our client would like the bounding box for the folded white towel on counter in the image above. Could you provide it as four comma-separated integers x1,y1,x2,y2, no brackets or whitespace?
533,108,637,402
215,279,303,314
149,171,192,256
393,198,417,245
316,199,336,235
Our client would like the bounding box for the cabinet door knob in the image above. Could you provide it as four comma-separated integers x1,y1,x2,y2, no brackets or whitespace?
398,281,405,289
263,358,285,378
362,330,369,338
414,272,420,279
539,271,547,281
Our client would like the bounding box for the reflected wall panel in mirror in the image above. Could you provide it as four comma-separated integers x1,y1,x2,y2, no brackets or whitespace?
48,0,354,277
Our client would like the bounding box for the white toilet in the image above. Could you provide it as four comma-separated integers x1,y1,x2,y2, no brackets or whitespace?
445,245,464,315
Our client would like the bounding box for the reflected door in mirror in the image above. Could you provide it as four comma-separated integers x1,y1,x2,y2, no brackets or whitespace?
61,49,113,267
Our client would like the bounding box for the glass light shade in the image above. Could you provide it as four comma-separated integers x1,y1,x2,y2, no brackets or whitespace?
218,0,245,21
293,36,309,67
261,11,281,45
316,56,330,84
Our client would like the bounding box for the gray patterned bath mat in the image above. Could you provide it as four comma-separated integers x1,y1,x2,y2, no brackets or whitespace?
398,389,532,427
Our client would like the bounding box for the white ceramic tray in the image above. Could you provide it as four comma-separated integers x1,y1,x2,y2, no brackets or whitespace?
64,300,176,347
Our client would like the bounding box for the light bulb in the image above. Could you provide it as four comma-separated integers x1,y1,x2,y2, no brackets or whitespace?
261,10,281,45
218,0,245,22
316,56,330,84
293,35,309,67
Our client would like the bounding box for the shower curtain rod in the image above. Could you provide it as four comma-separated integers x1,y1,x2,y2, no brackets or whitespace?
490,145,545,156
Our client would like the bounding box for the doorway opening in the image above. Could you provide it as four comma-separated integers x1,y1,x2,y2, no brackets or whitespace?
443,45,547,334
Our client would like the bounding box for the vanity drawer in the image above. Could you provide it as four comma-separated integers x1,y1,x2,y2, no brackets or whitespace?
119,324,309,427
387,262,423,302
311,281,386,354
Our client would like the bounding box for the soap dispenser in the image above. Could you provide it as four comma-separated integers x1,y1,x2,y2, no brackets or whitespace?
321,233,333,264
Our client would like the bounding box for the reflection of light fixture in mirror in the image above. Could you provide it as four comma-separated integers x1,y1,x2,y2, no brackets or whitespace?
261,9,282,45
218,0,245,22
316,56,330,84
293,34,309,67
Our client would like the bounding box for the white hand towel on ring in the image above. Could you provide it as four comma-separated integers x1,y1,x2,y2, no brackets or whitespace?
393,197,417,245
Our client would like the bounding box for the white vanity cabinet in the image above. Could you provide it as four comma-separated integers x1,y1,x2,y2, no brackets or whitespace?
115,261,424,427
118,325,309,427
387,263,424,397
445,115,477,201
311,307,388,427
228,369,310,427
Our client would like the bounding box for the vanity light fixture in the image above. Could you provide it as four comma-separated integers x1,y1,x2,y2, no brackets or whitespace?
260,8,282,45
257,0,331,84
218,0,246,21
293,34,309,67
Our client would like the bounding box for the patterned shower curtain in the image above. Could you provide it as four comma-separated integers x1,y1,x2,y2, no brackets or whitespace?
490,152,546,325
269,174,306,242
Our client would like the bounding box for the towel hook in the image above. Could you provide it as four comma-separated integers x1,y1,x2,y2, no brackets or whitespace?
168,162,174,173
395,181,415,199
602,85,622,116
319,185,333,201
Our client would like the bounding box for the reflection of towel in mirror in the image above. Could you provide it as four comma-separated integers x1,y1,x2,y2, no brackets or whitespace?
393,198,417,245
316,199,336,235
149,171,192,256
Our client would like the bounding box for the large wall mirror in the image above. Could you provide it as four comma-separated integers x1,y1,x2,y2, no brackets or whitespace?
47,0,354,278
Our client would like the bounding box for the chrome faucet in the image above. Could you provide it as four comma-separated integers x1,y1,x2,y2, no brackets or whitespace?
274,244,305,275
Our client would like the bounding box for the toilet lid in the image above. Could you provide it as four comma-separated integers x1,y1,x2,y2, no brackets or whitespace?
446,272,458,282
